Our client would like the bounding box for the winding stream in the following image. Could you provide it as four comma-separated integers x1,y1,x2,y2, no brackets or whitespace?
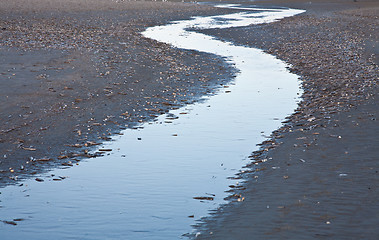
0,4,305,240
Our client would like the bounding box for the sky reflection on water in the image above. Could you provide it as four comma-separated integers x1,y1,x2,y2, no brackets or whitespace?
0,4,304,240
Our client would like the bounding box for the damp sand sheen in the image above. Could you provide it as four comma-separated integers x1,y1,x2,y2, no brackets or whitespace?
0,4,305,239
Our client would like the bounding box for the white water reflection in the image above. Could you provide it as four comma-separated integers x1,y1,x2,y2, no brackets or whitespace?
0,4,304,240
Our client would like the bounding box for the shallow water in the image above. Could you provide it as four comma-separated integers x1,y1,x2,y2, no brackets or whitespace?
0,4,304,240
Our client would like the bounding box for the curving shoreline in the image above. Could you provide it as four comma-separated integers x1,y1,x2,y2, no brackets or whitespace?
0,0,378,238
0,1,237,187
0,6,307,238
193,0,378,238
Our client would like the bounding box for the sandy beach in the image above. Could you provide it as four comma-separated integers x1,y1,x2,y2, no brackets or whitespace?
194,0,379,239
0,0,378,238
0,0,236,186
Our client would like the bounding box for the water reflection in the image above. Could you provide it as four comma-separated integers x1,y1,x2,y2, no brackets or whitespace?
0,4,304,240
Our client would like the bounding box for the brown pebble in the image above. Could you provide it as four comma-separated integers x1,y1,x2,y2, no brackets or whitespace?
193,196,214,201
98,148,112,151
35,178,44,182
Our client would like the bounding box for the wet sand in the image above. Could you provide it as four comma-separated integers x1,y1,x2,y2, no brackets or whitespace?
0,0,236,186
195,99,378,239
0,0,378,238
193,0,379,239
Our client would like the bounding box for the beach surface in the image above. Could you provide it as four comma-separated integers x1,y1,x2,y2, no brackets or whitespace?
0,0,378,238
0,0,236,186
193,0,378,239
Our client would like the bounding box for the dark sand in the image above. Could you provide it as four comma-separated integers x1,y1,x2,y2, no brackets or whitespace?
193,0,379,239
195,98,378,239
0,0,378,238
0,0,236,186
